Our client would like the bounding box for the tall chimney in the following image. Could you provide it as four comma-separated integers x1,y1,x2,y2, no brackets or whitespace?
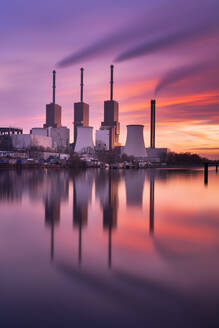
80,67,84,103
52,70,56,105
110,65,114,101
150,99,156,148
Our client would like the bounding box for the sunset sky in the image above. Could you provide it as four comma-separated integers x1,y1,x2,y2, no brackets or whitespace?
1,0,219,158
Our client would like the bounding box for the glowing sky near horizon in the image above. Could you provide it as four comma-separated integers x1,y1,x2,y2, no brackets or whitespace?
0,0,219,158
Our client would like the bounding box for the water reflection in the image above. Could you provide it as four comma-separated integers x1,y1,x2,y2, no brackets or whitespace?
44,172,69,260
149,172,155,236
96,171,120,267
125,170,144,208
0,168,219,328
73,171,93,264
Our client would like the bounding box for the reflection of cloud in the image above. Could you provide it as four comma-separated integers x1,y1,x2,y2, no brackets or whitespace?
125,171,145,208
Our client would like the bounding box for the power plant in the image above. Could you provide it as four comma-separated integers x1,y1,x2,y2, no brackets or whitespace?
44,70,62,128
73,68,89,146
96,65,120,151
0,65,167,165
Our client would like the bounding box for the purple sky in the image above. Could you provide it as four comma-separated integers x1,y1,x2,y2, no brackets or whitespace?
1,0,219,158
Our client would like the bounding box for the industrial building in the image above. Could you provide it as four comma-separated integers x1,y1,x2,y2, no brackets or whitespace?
0,66,169,163
96,65,120,150
32,70,70,152
0,127,23,150
0,126,52,151
73,68,89,145
0,127,23,135
44,71,62,128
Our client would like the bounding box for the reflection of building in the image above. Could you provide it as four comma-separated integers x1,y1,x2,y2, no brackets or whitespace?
0,170,23,202
44,171,69,261
45,195,60,261
149,173,155,235
125,170,145,208
73,171,93,264
95,170,120,268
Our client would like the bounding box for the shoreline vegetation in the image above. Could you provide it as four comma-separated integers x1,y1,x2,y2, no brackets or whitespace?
0,149,217,170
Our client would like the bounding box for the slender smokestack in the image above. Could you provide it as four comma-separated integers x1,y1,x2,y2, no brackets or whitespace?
53,70,56,104
110,65,114,100
150,99,156,148
80,67,84,103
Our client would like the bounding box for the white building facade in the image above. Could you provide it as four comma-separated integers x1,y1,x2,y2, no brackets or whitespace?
31,127,69,151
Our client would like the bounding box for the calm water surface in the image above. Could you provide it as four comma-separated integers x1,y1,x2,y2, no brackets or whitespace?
1,168,219,327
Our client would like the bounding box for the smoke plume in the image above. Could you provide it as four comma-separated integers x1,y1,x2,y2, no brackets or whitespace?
57,0,219,67
115,18,219,62
155,59,218,95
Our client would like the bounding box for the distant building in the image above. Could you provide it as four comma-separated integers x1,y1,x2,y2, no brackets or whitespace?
0,127,23,135
0,127,23,150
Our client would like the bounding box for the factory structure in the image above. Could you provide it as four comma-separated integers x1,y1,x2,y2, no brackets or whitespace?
0,65,167,163
0,71,70,154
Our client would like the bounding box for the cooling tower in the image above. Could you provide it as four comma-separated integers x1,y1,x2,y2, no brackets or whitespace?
123,125,147,158
74,126,94,153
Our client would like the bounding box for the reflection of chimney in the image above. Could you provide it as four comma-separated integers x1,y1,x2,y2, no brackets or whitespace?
149,174,155,235
102,171,119,268
53,70,56,105
150,100,156,148
80,67,84,103
110,65,114,101
50,223,54,261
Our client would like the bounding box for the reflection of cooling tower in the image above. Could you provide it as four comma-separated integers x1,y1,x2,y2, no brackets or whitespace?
125,171,145,207
73,172,93,227
123,125,147,158
74,126,94,153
